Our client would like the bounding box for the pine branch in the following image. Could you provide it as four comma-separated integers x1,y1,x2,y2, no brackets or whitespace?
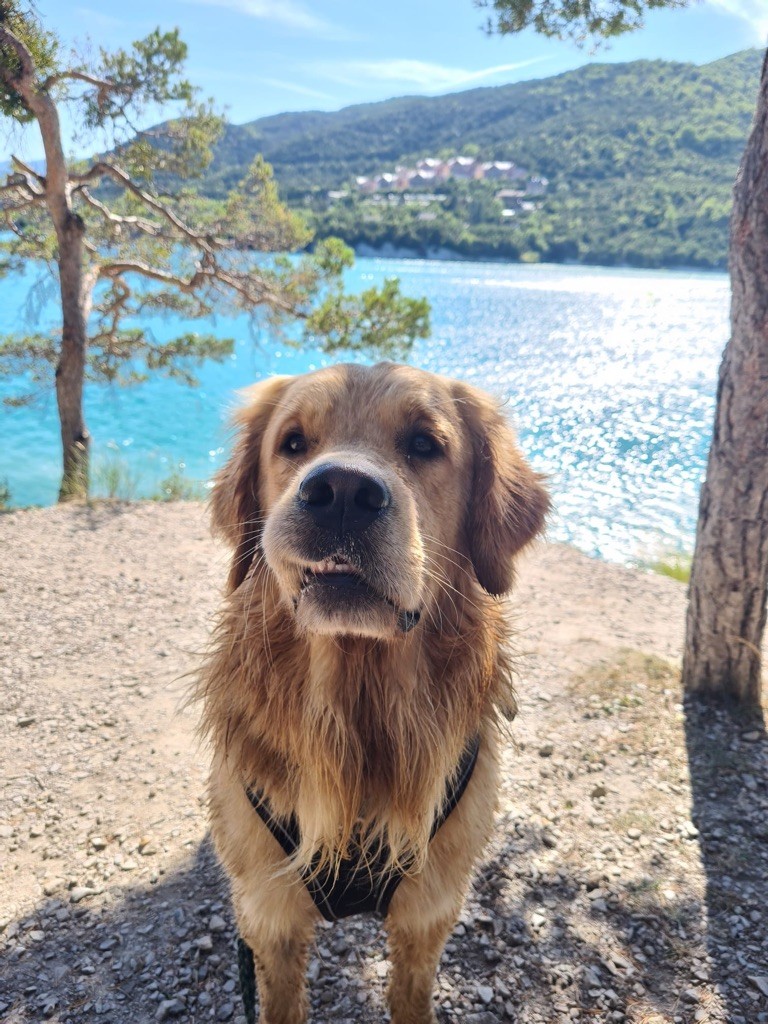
9,157,45,187
99,261,203,291
71,161,225,249
77,187,161,236
0,177,39,201
43,69,116,92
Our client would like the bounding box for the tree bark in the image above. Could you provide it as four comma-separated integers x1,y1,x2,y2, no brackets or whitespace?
9,41,93,500
682,51,768,706
55,212,91,501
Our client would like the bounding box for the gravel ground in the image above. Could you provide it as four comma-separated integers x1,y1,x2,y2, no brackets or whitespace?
1,502,767,1024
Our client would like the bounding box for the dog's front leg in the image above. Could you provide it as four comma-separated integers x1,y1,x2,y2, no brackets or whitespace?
239,926,314,1024
385,914,455,1024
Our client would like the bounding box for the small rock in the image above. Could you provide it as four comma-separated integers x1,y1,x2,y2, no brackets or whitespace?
538,743,554,758
196,934,214,952
627,828,642,841
209,914,227,932
16,716,36,728
90,836,108,850
217,1002,235,1021
750,977,768,998
155,998,185,1021
138,836,158,855
591,783,608,799
741,730,764,743
70,886,102,904
477,985,494,1005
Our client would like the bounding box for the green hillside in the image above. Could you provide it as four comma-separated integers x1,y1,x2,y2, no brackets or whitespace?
202,49,763,268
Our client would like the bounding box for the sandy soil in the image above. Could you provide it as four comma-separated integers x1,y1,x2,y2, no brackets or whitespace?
1,502,767,1024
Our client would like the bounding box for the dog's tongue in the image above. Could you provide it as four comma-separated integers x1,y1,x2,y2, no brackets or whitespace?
397,608,421,633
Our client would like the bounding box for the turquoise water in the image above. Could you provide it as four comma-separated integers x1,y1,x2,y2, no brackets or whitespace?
0,258,729,562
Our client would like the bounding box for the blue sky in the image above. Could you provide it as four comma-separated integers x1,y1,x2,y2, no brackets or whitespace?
2,0,766,162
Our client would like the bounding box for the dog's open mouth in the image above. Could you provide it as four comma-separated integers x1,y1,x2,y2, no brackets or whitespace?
296,554,421,635
300,555,367,592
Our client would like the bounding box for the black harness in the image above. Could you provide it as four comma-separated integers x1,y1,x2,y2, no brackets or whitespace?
236,736,480,1021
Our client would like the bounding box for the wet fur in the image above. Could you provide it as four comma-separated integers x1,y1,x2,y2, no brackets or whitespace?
196,363,549,1024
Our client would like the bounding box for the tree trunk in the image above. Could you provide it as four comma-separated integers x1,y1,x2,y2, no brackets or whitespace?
682,52,768,706
55,212,90,501
13,58,93,500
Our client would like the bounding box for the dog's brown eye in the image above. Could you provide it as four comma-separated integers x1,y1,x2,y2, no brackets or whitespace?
407,433,440,459
282,432,307,455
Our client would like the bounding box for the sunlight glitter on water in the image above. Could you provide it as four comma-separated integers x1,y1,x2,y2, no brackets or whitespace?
0,259,729,564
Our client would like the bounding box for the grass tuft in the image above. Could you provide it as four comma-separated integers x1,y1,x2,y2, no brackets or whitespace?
92,456,142,501
152,469,204,502
645,552,692,583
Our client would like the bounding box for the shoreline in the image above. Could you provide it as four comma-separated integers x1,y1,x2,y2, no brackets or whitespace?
347,241,729,275
0,497,695,576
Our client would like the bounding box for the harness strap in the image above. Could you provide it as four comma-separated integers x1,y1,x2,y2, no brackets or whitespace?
244,734,481,922
237,938,256,1024
237,736,480,1020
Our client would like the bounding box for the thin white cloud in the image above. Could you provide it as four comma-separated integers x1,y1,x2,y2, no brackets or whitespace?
197,67,336,100
313,57,550,93
258,77,337,102
186,0,357,41
706,0,768,41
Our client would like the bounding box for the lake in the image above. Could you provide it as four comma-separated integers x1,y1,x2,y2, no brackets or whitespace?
0,258,729,563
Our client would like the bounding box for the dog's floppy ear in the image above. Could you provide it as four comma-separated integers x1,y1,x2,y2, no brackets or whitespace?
455,382,549,596
210,375,291,593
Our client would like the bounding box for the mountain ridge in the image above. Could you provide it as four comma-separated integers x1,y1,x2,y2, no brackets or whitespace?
194,48,761,267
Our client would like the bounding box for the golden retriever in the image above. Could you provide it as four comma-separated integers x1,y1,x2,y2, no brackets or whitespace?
197,362,548,1024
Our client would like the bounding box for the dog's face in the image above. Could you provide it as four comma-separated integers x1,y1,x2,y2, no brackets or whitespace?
211,363,548,639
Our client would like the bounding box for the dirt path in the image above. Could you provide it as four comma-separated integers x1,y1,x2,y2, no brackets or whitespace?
1,503,767,1024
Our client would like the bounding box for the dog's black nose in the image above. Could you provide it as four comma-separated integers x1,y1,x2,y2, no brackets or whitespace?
298,463,390,534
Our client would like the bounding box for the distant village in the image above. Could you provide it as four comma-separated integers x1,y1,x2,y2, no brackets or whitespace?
340,155,549,218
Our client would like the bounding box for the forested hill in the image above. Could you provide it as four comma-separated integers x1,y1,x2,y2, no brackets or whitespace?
201,49,763,268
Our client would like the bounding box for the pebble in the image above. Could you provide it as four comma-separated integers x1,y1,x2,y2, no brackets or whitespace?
69,886,102,904
155,998,185,1020
477,984,494,1004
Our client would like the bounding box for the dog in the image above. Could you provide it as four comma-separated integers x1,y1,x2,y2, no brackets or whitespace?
196,362,548,1024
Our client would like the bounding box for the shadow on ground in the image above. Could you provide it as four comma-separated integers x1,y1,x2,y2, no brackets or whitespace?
3,703,768,1023
684,694,768,1024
